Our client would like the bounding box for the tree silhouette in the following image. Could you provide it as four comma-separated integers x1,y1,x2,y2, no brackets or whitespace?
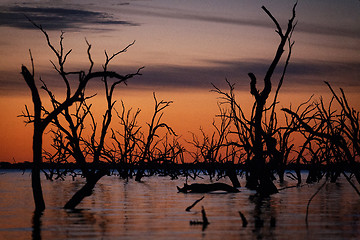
134,93,176,181
187,105,241,187
106,101,142,180
282,81,360,196
104,93,180,181
20,20,142,211
212,3,297,195
247,3,297,195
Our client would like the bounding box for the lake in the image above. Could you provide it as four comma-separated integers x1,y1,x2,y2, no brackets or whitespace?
0,170,359,240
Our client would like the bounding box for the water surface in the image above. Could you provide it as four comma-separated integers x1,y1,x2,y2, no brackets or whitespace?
0,170,359,239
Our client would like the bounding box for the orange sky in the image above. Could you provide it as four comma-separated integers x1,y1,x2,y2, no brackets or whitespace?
0,0,359,162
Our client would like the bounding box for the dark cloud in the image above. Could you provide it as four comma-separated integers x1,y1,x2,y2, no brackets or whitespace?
1,58,359,95
126,59,360,91
0,5,138,30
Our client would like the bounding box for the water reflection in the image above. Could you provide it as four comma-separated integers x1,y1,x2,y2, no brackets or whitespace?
249,194,277,240
0,171,359,239
32,211,42,240
63,209,107,239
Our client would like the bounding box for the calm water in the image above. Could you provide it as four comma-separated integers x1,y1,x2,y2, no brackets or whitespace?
0,170,359,240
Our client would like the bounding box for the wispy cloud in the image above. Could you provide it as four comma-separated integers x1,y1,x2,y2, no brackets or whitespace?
121,5,271,29
122,4,360,39
1,2,358,39
295,22,360,39
0,5,138,30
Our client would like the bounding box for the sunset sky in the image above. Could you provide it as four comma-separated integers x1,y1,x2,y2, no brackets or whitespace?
0,0,359,162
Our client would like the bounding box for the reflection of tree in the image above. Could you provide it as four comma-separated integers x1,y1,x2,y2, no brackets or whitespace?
32,211,42,240
249,195,277,240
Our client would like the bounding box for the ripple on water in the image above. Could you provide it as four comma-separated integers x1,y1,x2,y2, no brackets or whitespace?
0,171,359,240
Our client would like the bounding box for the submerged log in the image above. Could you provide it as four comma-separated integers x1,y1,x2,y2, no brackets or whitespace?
177,182,240,193
64,170,108,209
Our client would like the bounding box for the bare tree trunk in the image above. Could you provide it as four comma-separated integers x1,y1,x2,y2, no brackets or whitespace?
22,65,46,212
32,130,45,212
244,4,296,195
250,90,278,195
64,170,108,209
226,168,241,188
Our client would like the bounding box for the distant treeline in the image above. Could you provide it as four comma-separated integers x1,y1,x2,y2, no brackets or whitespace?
0,161,355,172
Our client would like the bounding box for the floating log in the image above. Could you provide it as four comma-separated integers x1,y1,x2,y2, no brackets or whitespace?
178,182,240,193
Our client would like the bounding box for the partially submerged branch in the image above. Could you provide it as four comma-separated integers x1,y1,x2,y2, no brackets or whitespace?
186,196,205,212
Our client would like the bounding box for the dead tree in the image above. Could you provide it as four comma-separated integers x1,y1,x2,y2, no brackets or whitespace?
20,21,142,211
50,42,142,209
212,80,254,181
107,95,181,181
283,82,360,196
285,96,317,185
107,101,142,180
212,3,297,195
246,3,297,195
151,134,185,178
133,93,176,181
188,105,241,186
